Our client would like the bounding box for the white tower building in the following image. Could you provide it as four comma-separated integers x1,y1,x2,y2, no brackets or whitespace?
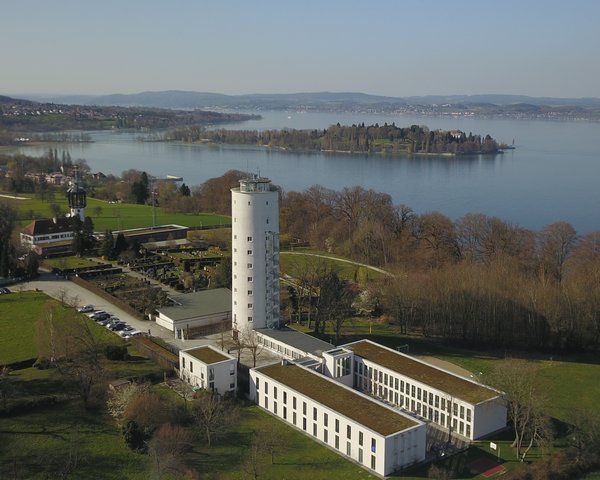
66,167,87,222
231,175,280,335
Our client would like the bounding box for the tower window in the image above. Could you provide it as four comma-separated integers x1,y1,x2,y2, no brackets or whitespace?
247,250,252,255
266,219,269,224
247,236,253,242
248,276,253,282
248,303,253,308
248,316,253,322
248,201,251,205
247,263,253,269
248,290,252,295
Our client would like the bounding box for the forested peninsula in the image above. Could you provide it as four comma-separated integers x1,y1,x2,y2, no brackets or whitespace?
166,123,504,155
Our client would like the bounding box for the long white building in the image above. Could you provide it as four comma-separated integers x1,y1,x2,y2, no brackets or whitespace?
250,360,426,476
231,176,280,334
334,340,506,441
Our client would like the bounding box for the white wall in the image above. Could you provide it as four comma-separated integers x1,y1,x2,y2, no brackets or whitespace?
179,350,237,395
231,179,279,332
473,397,507,439
250,366,425,476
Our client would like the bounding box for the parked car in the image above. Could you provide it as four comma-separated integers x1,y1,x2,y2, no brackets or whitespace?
98,316,114,326
91,312,109,321
111,323,127,332
118,326,135,337
123,330,142,340
105,317,121,328
78,304,94,313
0,287,11,294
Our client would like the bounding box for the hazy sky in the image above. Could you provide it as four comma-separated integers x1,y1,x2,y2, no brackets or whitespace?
2,0,599,98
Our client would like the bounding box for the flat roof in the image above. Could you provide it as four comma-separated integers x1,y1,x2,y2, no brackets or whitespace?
257,328,333,357
113,224,188,236
346,340,498,404
257,363,419,436
184,346,232,364
157,288,231,322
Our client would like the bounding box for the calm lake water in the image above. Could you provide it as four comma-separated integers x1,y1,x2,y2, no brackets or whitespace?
14,111,600,233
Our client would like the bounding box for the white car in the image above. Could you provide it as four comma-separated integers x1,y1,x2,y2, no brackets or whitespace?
123,330,143,339
118,326,135,337
78,304,94,313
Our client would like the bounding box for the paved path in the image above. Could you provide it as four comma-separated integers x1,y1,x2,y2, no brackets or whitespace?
20,273,211,351
281,251,393,277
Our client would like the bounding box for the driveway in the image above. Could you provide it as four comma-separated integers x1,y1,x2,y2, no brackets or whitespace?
20,273,216,351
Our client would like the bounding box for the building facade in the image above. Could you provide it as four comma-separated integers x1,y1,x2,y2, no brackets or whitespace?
179,345,237,395
20,218,74,257
250,361,426,476
231,176,280,334
338,340,506,441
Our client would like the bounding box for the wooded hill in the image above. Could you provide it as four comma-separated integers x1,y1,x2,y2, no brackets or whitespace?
166,123,501,155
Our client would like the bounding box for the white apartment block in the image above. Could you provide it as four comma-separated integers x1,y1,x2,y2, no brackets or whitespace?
231,176,280,333
338,340,506,440
179,345,237,395
250,361,426,476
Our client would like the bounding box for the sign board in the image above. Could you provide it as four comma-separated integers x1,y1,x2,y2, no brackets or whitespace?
490,442,497,450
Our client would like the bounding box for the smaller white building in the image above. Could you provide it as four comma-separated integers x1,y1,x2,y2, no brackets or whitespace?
179,345,237,395
155,289,232,338
250,361,426,476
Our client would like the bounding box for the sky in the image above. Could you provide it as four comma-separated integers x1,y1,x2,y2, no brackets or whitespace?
2,0,599,98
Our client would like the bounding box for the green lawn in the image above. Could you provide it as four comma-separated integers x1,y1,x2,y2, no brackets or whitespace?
2,193,230,230
0,291,53,364
41,256,101,270
280,250,386,284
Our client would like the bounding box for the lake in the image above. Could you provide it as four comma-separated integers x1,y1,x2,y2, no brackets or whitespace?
14,111,600,233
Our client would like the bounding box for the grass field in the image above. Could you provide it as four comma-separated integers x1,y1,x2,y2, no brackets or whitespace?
0,291,56,364
1,193,230,230
280,250,386,284
41,256,101,270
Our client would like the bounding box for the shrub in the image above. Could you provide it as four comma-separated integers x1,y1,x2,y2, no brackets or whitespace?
106,345,129,361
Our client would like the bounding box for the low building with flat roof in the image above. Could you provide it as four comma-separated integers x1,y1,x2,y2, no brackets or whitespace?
341,340,506,440
179,345,237,395
155,289,231,338
255,327,333,361
250,361,426,476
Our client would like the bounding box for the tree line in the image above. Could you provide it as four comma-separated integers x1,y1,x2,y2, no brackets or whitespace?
280,184,600,352
166,123,501,155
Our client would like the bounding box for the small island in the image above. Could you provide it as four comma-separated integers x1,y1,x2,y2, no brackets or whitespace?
166,123,506,155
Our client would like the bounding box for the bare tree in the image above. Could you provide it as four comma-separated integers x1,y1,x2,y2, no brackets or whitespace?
241,328,264,368
107,382,150,426
243,433,267,480
493,359,553,461
147,423,193,480
254,422,286,465
192,392,238,447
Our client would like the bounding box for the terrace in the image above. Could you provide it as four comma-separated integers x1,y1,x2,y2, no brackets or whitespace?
185,346,231,365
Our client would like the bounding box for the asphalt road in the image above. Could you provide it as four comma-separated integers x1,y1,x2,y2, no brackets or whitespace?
20,272,214,351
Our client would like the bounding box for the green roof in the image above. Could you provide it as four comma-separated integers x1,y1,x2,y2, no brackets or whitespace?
257,363,419,436
157,288,231,322
347,341,499,404
185,346,231,364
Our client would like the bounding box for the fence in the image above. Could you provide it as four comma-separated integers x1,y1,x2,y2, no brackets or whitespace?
70,276,144,320
131,336,179,372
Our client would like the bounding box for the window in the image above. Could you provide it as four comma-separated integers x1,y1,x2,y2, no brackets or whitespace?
358,448,363,464
247,249,252,255
324,413,328,427
313,424,317,436
293,397,297,409
359,431,363,446
460,405,465,419
335,419,339,433
256,378,260,391
302,418,306,431
335,436,339,449
248,303,253,308
283,392,287,404
313,407,317,421
346,442,351,456
371,455,376,470
466,409,472,422
247,236,253,242
182,358,185,369
264,397,268,409
293,412,297,425
266,218,269,224
283,407,287,420
347,425,351,439
264,382,268,395
324,429,328,443
274,402,277,414
247,263,253,269
248,276,253,282
190,361,193,373
234,235,237,239
466,424,471,437
248,290,253,295
248,316,253,322
248,201,251,205
274,387,277,399
371,438,376,453
303,402,307,415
